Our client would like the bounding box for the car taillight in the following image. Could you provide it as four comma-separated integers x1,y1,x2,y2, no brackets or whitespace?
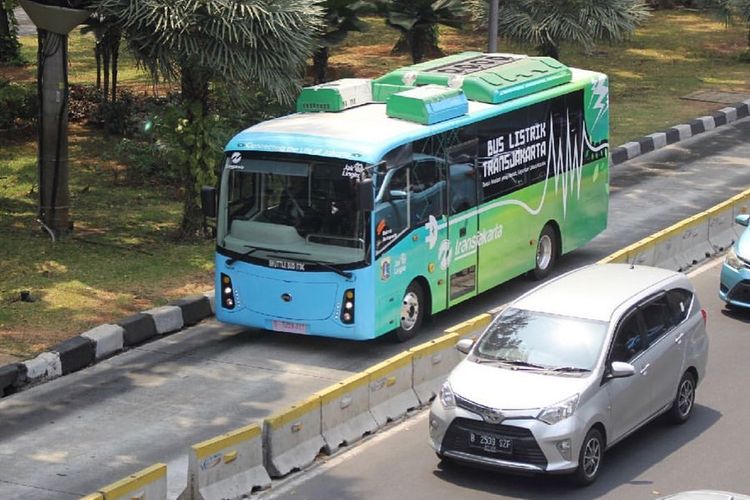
701,308,707,326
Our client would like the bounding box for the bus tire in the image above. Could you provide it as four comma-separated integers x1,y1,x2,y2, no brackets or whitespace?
531,224,557,281
394,281,424,342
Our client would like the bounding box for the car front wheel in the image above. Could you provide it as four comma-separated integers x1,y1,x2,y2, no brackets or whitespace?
572,428,604,487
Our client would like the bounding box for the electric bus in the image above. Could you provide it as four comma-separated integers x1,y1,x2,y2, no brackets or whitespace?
202,52,610,342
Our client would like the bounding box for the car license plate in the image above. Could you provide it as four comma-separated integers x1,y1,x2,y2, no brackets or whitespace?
271,320,308,334
469,431,513,454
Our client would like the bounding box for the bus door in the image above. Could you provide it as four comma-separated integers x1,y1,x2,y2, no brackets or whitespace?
445,140,479,307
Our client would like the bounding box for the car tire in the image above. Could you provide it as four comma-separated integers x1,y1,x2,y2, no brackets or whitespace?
668,371,696,425
393,281,425,342
530,224,557,281
572,428,604,487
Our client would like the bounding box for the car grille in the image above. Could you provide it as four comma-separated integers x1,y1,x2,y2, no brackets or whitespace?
728,279,750,304
441,417,548,468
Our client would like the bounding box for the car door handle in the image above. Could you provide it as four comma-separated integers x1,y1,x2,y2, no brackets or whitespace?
675,332,685,344
640,363,650,375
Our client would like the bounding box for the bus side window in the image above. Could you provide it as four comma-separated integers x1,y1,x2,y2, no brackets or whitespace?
410,158,445,224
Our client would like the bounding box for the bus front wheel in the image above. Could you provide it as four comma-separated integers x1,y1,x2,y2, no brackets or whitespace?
394,281,425,342
531,224,558,281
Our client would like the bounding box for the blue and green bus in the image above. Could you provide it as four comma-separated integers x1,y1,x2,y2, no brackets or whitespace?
204,52,609,341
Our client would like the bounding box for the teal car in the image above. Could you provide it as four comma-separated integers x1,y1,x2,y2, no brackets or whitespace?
719,214,750,309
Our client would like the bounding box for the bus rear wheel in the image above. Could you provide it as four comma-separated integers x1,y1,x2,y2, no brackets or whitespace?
531,224,558,281
394,281,424,342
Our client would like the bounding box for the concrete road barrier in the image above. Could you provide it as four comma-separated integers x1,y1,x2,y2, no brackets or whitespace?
51,336,95,375
22,352,61,384
708,209,736,253
444,314,492,337
118,312,158,347
179,423,270,500
170,295,213,327
366,352,419,427
144,305,184,335
410,333,461,405
263,395,325,478
0,363,23,397
88,463,167,500
81,324,124,361
315,372,378,453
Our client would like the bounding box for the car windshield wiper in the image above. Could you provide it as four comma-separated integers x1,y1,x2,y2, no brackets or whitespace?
226,245,309,266
281,256,353,279
474,357,546,370
549,366,591,373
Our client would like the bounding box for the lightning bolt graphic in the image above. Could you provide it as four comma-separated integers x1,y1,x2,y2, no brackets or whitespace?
590,77,609,129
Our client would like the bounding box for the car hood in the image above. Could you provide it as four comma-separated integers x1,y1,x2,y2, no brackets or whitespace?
449,359,592,410
737,226,750,260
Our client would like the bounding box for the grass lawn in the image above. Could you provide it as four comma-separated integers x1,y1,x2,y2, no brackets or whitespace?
0,9,748,359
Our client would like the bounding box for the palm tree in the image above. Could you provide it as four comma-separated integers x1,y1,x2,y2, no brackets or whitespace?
469,0,650,60
91,0,323,237
314,0,373,84
80,13,121,102
381,0,467,64
0,0,23,64
708,0,750,56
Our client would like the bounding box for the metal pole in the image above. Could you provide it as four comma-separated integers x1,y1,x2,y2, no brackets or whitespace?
488,0,499,52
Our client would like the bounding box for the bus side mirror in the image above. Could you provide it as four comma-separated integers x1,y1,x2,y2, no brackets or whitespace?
201,186,217,218
357,179,373,212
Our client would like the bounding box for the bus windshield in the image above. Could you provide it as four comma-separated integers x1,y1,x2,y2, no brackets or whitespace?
217,153,370,266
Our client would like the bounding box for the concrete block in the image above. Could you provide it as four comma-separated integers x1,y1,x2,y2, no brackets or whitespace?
708,209,736,253
366,352,419,427
179,424,270,500
689,118,706,135
315,372,378,454
23,352,62,382
410,333,461,405
98,463,167,500
444,314,493,337
203,290,216,315
610,147,629,165
699,115,715,131
673,124,692,141
737,102,750,118
719,107,738,123
144,305,184,335
622,141,640,159
118,313,157,347
170,295,213,327
637,137,655,154
665,127,681,145
81,324,124,360
51,336,95,375
647,132,667,150
0,364,21,397
712,111,727,127
263,395,325,478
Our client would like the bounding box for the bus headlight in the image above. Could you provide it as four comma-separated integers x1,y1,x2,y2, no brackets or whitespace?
341,289,355,324
221,273,235,310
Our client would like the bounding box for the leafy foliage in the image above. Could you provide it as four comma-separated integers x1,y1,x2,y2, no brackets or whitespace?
468,0,651,59
0,79,36,130
380,0,467,63
314,0,374,83
0,0,23,65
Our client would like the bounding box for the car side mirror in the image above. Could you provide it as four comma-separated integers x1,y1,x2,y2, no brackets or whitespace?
735,213,749,227
356,178,373,212
608,361,635,379
456,338,475,355
201,186,217,218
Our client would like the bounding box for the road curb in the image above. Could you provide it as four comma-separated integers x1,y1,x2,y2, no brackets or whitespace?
609,99,750,165
2,101,749,399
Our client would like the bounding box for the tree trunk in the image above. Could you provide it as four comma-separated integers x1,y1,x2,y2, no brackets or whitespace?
0,3,20,64
94,41,101,90
409,28,423,63
102,45,110,103
37,30,72,238
313,46,328,84
110,32,120,102
179,64,211,238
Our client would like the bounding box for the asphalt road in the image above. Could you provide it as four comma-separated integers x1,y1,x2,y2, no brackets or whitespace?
0,117,748,499
261,258,750,500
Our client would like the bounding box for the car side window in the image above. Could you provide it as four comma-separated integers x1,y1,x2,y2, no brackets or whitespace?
610,312,645,363
666,288,693,325
639,295,673,345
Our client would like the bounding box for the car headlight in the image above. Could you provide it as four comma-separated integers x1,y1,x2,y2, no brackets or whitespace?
725,246,743,270
537,394,579,425
439,381,456,409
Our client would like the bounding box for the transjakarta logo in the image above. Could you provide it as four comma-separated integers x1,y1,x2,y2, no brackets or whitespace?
453,224,504,262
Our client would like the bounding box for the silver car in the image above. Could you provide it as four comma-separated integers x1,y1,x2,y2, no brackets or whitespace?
429,263,709,486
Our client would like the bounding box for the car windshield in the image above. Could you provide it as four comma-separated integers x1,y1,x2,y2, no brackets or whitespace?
218,153,370,266
474,307,608,372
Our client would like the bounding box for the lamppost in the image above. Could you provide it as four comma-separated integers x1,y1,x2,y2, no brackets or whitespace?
19,0,88,239
488,0,499,52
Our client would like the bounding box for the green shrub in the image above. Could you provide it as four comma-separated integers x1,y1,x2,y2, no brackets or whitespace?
0,79,37,130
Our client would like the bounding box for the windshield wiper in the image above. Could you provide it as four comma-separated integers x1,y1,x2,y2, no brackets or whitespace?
280,256,353,279
549,366,591,373
474,357,546,370
226,245,309,266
